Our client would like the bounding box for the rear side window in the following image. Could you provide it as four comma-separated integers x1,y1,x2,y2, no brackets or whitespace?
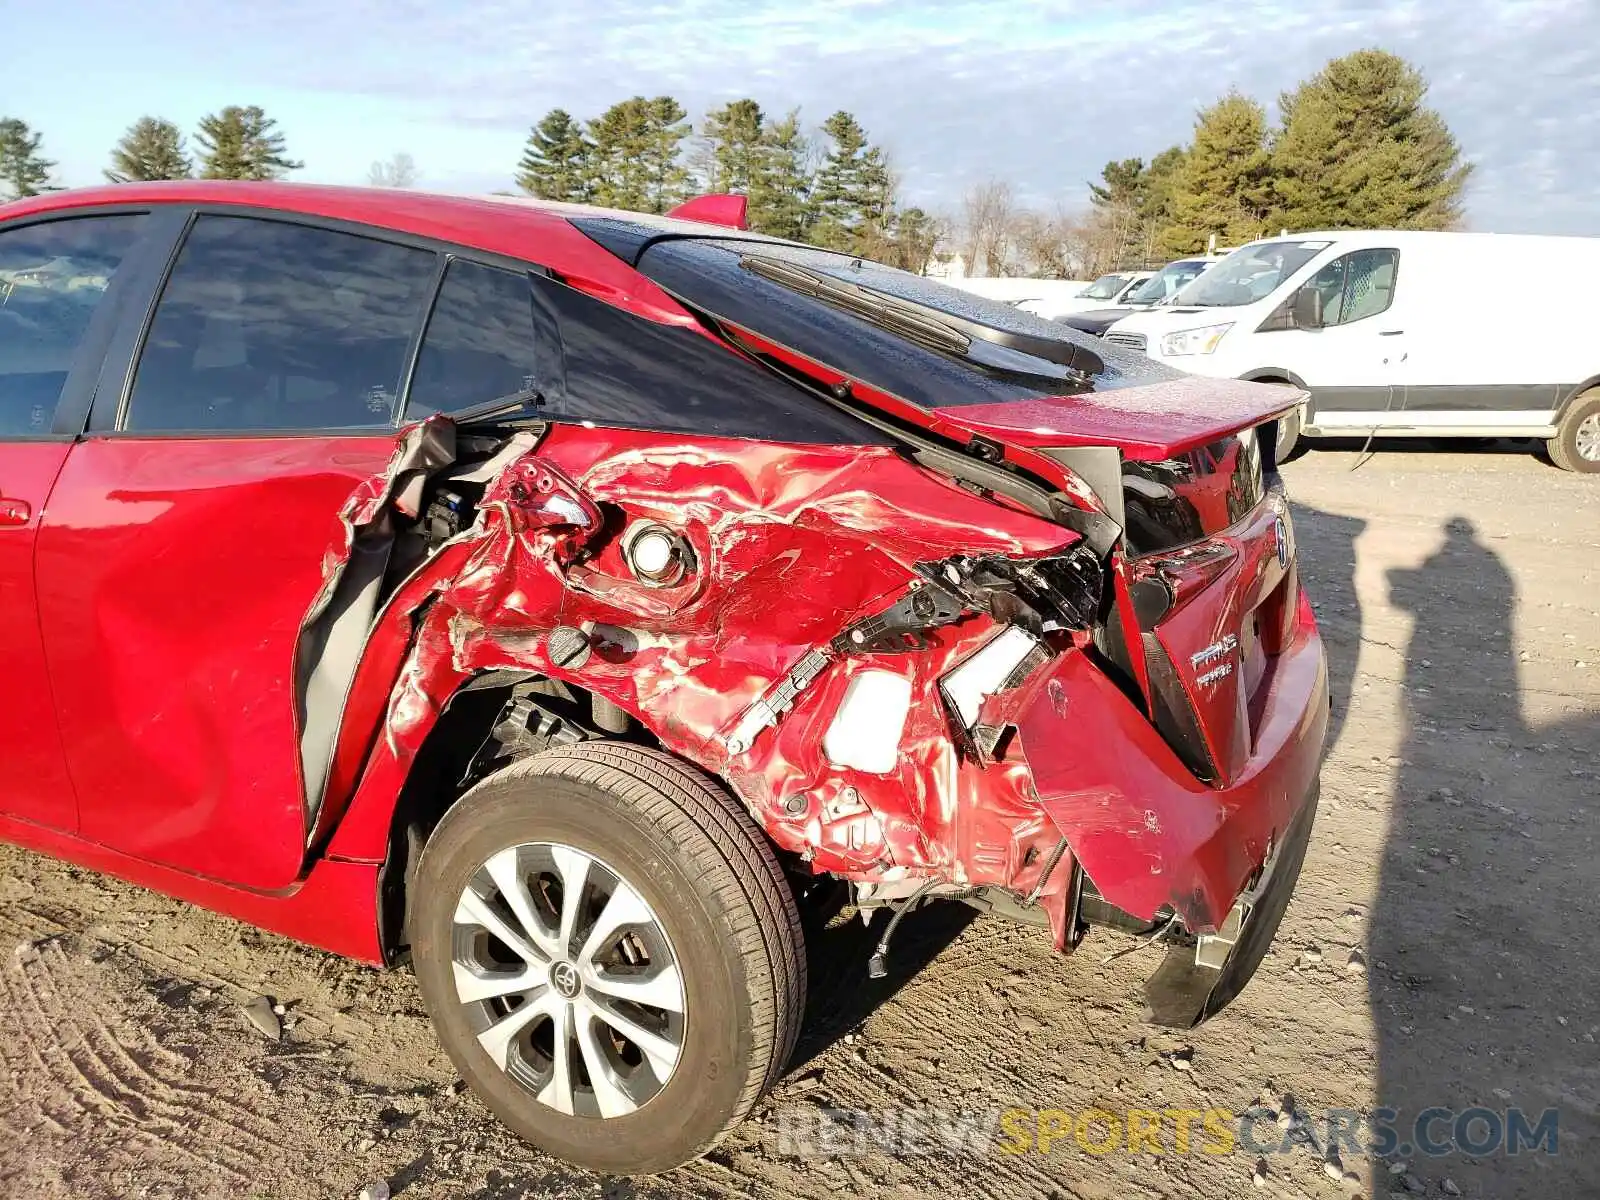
125,215,436,432
0,215,145,436
407,259,543,421
535,274,888,444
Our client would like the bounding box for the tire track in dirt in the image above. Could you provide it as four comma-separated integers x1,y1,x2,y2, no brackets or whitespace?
0,940,319,1191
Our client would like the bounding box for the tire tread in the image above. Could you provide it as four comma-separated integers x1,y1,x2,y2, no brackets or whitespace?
449,742,805,1163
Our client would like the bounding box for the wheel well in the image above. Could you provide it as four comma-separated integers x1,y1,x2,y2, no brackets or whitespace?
375,671,661,961
1240,368,1306,390
1556,377,1600,420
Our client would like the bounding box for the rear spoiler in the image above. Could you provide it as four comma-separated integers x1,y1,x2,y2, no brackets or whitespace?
665,193,749,230
935,377,1305,462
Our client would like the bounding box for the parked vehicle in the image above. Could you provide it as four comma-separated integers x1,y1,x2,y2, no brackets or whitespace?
1058,256,1221,337
1104,231,1600,470
941,276,1090,309
1021,269,1154,319
0,182,1329,1173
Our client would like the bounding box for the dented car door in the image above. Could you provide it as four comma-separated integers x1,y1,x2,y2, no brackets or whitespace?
34,213,437,889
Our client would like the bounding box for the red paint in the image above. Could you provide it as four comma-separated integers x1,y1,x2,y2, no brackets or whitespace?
0,808,383,962
0,184,1327,979
950,377,1301,461
0,442,78,831
330,424,1082,889
1019,596,1327,932
665,193,750,229
34,434,395,889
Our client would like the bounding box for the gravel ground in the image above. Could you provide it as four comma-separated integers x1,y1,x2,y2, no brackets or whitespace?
1,440,1596,1200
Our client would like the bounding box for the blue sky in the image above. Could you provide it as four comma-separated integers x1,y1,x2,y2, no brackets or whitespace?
4,0,1597,234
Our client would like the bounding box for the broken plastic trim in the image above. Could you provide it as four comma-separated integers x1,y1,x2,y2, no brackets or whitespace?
723,545,1102,755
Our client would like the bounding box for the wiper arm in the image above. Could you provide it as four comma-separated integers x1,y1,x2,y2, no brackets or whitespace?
743,257,970,356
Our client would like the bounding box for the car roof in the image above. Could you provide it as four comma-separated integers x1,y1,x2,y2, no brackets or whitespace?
0,182,755,319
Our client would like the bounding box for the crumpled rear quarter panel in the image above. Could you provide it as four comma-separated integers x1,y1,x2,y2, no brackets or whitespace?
327,420,1080,892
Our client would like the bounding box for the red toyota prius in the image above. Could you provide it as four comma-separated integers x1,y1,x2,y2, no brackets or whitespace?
0,182,1327,1174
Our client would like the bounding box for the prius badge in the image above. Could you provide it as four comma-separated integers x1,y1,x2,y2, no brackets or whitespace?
1190,633,1238,688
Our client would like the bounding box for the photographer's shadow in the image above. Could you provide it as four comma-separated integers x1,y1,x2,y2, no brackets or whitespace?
1376,517,1598,1197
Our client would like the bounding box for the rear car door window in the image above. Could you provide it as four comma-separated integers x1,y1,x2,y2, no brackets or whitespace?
124,215,436,432
0,215,145,436
406,259,543,421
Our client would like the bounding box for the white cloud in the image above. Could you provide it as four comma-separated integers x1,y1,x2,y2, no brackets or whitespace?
31,0,1600,232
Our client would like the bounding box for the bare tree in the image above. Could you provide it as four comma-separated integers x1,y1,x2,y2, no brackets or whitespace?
368,152,418,189
1010,206,1092,278
959,179,1016,277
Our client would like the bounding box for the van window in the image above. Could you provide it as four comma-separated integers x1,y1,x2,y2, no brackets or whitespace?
1302,248,1398,325
1182,240,1330,307
1082,273,1131,300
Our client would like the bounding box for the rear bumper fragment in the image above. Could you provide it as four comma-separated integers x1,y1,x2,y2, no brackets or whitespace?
1017,616,1327,936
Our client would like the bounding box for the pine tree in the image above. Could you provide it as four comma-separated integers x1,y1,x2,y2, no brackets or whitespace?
1089,158,1147,210
884,206,939,273
1272,49,1472,230
697,99,767,194
105,117,191,183
195,106,302,181
811,111,891,253
515,109,592,201
749,109,812,239
1161,91,1277,255
1087,157,1147,267
587,97,658,212
643,97,691,214
1139,145,1187,254
0,118,56,199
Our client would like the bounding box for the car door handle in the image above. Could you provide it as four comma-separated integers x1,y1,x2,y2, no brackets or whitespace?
1378,329,1405,336
0,497,32,527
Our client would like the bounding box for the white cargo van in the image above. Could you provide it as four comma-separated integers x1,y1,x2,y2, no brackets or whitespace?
1103,230,1600,471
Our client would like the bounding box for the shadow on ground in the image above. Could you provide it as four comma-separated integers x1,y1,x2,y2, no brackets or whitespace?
1373,517,1598,1197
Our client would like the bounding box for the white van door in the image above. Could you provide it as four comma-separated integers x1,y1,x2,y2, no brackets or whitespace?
1267,247,1406,429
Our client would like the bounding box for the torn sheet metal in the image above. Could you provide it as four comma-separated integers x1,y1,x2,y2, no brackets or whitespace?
320,419,1089,901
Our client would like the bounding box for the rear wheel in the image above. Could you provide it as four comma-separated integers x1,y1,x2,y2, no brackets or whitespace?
410,742,805,1174
1548,390,1600,473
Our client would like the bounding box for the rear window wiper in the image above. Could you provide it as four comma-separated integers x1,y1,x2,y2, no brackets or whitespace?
742,256,971,357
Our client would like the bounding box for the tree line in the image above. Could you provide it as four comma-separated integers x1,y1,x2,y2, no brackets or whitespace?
2,48,1470,281
961,49,1473,279
515,99,939,270
0,108,413,198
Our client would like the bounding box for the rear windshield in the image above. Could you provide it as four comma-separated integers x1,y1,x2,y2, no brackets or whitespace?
629,236,1181,413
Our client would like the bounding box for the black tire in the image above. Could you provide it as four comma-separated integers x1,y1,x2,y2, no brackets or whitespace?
1547,390,1600,473
1274,408,1306,462
411,742,805,1174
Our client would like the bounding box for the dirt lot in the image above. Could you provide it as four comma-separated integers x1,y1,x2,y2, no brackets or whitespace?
2,441,1596,1200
